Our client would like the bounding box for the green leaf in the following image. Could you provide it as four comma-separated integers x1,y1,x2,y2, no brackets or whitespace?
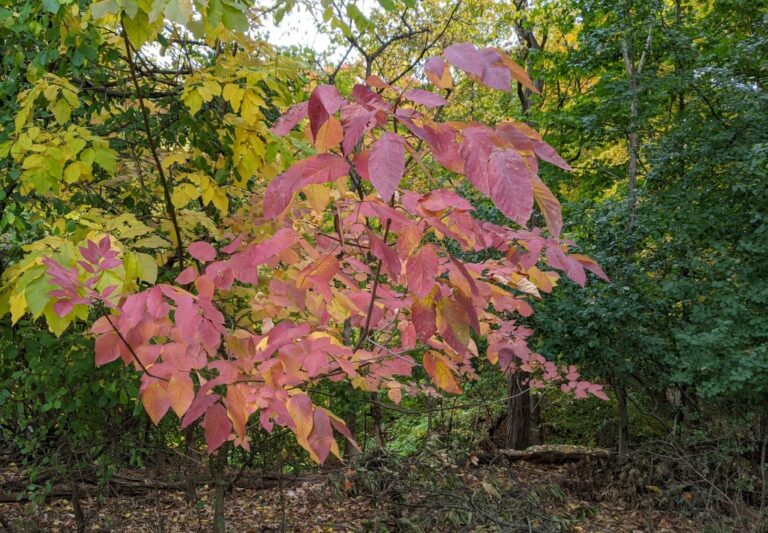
221,1,248,32
42,0,59,14
377,0,396,12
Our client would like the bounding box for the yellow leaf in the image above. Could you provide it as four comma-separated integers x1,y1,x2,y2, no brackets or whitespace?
183,89,204,116
222,83,243,112
171,182,200,208
133,235,172,249
9,290,26,324
51,99,71,124
303,184,330,213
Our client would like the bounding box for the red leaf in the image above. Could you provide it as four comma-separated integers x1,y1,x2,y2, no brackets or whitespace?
487,148,534,225
181,392,219,428
419,189,473,212
403,89,448,108
494,48,540,94
459,126,494,195
368,132,405,202
569,254,610,282
94,328,122,366
368,231,401,280
264,155,350,218
189,241,216,262
204,403,232,453
271,101,309,136
341,104,377,154
406,245,438,299
412,295,437,341
423,123,463,173
308,85,344,138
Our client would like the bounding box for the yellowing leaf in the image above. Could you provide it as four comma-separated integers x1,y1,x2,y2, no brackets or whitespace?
171,182,200,208
51,98,71,124
9,290,27,324
423,351,462,394
313,116,343,152
135,252,158,284
303,184,330,213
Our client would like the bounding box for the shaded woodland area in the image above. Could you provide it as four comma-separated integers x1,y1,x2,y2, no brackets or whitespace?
0,0,766,531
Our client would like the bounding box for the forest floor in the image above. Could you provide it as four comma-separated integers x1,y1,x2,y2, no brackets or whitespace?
0,455,707,532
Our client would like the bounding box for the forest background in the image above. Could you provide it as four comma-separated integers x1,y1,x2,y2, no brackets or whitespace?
0,0,766,531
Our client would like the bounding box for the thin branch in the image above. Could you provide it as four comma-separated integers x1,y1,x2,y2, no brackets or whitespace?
121,22,185,269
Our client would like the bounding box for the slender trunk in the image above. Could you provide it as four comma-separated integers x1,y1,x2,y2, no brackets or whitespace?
505,372,531,450
344,414,359,459
71,482,85,533
371,393,384,449
616,385,630,455
627,79,639,216
183,427,197,505
760,416,767,520
210,445,228,533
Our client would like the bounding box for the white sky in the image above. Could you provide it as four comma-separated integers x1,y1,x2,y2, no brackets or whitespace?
261,1,376,56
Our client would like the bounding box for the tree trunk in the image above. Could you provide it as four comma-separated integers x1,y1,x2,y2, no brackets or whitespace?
210,445,228,533
371,393,384,449
504,372,532,450
616,385,630,455
344,414,359,459
183,426,197,505
71,482,86,533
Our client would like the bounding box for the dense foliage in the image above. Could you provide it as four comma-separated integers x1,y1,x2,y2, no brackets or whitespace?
0,0,765,530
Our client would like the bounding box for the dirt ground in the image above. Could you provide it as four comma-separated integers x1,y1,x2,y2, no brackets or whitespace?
0,458,706,532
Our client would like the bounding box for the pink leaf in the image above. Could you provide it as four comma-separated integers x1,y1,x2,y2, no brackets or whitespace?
487,148,534,225
204,403,232,453
308,408,333,464
368,132,405,202
368,232,401,280
546,245,586,287
533,140,572,171
406,245,439,299
403,89,448,108
53,299,74,317
175,266,199,284
271,101,309,136
189,241,216,262
444,43,511,91
182,392,219,428
264,155,350,218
